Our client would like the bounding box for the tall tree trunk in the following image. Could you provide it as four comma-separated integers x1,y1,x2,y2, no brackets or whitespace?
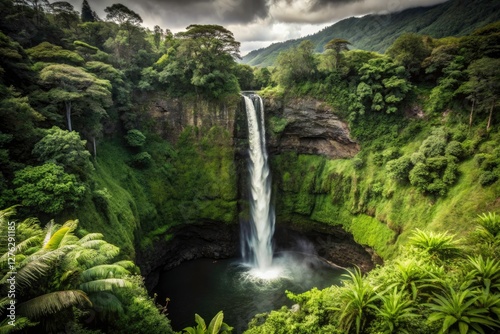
468,98,475,131
92,137,97,158
487,99,495,132
65,100,72,131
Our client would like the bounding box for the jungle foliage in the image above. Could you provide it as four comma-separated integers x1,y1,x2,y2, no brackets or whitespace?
0,0,499,333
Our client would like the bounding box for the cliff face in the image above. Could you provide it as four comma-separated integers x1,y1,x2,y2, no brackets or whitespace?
135,95,376,287
266,98,359,158
145,94,239,143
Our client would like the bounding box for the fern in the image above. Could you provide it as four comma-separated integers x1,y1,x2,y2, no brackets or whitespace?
80,264,130,282
18,290,91,319
79,278,131,293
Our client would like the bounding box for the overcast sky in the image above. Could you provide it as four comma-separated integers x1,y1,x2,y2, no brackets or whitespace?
68,0,450,55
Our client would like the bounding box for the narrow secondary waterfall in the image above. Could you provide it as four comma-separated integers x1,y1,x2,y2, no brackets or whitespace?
241,94,276,275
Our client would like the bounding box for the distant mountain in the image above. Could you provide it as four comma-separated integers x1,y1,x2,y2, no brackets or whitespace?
242,0,500,67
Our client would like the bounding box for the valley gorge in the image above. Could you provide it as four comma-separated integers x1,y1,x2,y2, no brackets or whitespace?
135,93,377,291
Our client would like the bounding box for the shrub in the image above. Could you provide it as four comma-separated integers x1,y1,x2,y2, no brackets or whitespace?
420,134,447,157
479,171,498,186
410,151,425,164
409,229,461,260
131,152,152,168
13,163,86,214
409,162,430,190
93,188,112,212
386,155,412,181
445,141,464,158
125,129,146,148
352,157,364,169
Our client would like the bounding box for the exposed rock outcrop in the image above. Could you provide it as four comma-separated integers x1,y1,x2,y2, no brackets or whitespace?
145,94,239,143
267,98,359,158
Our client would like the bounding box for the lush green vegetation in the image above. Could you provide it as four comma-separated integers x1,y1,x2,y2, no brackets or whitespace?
0,0,499,332
0,207,173,333
244,214,500,334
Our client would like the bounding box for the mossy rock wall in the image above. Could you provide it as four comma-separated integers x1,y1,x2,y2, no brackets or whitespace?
72,95,241,259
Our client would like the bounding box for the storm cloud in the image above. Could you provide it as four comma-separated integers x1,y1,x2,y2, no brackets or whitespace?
68,0,451,54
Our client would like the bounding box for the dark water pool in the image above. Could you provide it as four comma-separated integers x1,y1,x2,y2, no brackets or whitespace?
153,252,346,332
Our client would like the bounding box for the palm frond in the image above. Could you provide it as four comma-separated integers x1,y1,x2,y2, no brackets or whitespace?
79,240,108,249
42,220,58,246
0,316,35,333
89,292,123,313
113,260,137,271
79,278,131,293
2,249,65,291
80,264,130,282
18,290,91,319
43,226,71,250
78,233,104,244
0,236,41,267
0,206,18,226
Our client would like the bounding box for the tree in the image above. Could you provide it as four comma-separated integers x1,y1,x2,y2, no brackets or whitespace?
50,1,79,29
324,38,351,70
32,126,94,177
104,4,150,67
105,3,142,26
274,40,318,87
153,25,163,50
81,0,95,22
26,42,84,65
457,57,500,131
386,33,431,77
235,64,254,90
37,63,112,132
13,162,86,214
355,56,412,114
176,24,240,59
158,24,241,99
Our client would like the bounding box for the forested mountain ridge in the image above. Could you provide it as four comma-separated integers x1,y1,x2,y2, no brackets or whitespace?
242,0,500,67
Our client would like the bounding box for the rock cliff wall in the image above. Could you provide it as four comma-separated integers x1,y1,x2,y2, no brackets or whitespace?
265,97,359,158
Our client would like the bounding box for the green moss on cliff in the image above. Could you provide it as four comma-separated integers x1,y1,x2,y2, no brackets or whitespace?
270,116,500,259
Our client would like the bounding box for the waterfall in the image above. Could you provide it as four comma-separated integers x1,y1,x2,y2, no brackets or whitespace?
241,94,275,273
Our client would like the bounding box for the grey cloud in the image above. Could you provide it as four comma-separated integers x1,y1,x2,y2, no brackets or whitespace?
270,0,450,24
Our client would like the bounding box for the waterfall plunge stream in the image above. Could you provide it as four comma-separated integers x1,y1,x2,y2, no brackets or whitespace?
241,94,282,279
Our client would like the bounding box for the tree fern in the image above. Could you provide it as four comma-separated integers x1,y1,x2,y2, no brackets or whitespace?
18,290,91,319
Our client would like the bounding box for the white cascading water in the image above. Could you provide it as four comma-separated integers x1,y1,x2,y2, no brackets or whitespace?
241,94,279,278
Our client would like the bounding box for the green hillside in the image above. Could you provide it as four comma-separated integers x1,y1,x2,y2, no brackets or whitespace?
242,0,500,67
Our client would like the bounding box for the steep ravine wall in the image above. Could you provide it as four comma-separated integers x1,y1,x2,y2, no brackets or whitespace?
136,94,378,287
263,96,396,259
